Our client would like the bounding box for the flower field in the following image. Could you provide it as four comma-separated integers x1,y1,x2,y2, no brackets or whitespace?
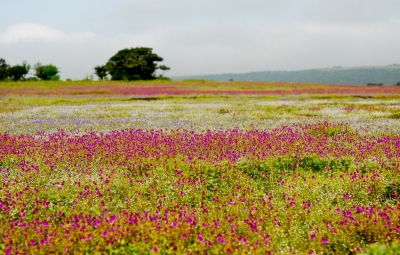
1,81,400,254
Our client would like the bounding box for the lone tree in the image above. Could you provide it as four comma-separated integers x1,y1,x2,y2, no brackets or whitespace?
396,82,400,86
34,63,60,80
97,47,170,81
0,58,9,81
8,61,30,81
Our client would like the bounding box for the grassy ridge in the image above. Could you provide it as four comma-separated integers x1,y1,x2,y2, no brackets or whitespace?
1,80,400,96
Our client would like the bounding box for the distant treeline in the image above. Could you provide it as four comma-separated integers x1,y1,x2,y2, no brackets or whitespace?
176,67,400,86
0,58,60,81
0,47,170,82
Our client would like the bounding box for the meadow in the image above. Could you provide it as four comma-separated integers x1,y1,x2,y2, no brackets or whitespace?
0,81,400,254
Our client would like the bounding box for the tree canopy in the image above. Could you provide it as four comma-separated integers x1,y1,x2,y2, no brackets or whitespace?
94,47,170,81
34,63,60,81
94,65,108,80
0,58,8,81
8,61,30,81
0,59,30,81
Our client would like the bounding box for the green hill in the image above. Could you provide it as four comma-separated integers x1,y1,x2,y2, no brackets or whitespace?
174,65,400,85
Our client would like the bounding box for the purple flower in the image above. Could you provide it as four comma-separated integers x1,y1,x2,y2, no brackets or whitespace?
310,234,316,241
216,234,225,244
43,220,49,227
198,233,205,243
321,236,329,244
5,248,12,255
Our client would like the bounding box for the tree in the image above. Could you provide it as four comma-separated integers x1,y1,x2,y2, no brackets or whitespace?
0,58,9,81
8,61,30,81
396,82,400,86
34,63,60,80
94,65,108,80
104,47,170,81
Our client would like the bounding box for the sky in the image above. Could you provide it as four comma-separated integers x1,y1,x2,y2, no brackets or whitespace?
1,0,400,79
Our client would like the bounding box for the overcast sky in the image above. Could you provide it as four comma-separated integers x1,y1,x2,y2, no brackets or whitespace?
1,0,400,79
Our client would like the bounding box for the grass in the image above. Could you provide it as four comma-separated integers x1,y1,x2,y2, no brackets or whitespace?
1,94,399,135
1,80,400,96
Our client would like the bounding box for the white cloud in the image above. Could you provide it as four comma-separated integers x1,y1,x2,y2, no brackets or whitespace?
1,18,400,80
0,23,96,44
0,23,65,44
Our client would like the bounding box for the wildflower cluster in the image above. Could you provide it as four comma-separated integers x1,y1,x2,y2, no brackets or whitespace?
0,122,399,254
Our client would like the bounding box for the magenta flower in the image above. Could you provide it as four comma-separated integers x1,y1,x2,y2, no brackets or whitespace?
343,193,351,200
109,215,116,224
43,220,49,227
321,236,329,244
5,248,12,255
197,233,205,243
310,234,316,241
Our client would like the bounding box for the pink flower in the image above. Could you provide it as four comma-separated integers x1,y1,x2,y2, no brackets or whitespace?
198,233,205,243
5,248,12,255
310,234,316,241
321,236,329,244
213,220,220,228
43,220,49,227
109,215,116,224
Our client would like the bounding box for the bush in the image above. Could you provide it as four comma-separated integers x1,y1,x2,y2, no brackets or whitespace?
8,63,30,81
34,63,60,80
0,58,9,81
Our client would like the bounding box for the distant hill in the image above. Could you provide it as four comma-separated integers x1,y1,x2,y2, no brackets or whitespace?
174,65,400,85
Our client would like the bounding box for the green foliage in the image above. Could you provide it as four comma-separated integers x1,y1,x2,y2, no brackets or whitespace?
396,82,400,86
388,111,400,119
105,47,170,81
0,58,9,81
34,62,60,81
94,65,108,80
383,183,400,199
7,61,30,81
238,155,355,181
25,77,39,81
362,242,400,255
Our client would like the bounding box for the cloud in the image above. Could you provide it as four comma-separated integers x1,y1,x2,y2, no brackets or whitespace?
0,23,96,44
0,23,65,44
1,2,400,81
